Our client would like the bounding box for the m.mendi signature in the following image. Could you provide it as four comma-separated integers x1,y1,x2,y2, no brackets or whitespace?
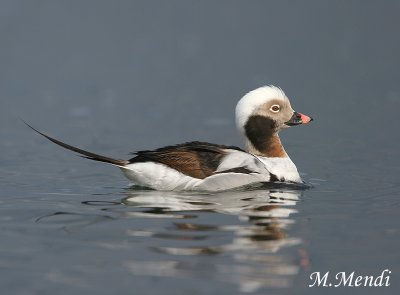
309,269,391,287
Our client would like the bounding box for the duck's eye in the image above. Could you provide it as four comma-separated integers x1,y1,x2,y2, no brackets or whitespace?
270,105,280,112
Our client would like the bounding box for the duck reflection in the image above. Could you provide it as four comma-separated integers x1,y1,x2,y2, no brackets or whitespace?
121,186,306,292
35,185,307,292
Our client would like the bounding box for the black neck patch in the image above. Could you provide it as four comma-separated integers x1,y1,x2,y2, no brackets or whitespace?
244,115,276,153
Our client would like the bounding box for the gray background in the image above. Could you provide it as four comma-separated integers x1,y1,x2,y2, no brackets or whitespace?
0,1,399,295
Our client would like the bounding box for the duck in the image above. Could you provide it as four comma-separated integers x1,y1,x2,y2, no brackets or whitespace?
26,85,312,191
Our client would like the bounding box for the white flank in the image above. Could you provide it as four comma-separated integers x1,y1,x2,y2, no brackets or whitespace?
120,161,271,192
257,156,302,183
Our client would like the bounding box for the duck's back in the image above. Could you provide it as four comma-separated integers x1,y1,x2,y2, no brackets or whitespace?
122,141,276,191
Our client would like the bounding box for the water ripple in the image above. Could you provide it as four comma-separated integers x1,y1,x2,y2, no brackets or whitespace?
31,187,307,293
117,188,305,292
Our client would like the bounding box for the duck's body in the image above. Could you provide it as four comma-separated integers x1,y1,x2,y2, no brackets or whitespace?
26,85,312,191
122,141,301,191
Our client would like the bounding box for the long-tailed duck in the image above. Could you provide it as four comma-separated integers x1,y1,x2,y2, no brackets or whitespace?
26,85,312,191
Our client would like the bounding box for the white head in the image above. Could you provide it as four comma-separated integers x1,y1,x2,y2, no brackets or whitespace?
235,85,312,157
235,85,294,133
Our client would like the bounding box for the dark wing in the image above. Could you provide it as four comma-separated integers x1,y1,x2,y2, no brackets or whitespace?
129,141,243,179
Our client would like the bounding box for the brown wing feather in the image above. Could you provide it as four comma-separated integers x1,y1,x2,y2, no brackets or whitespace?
130,142,229,179
145,151,209,179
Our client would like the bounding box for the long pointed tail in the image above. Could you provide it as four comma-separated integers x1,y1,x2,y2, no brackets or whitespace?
24,121,129,166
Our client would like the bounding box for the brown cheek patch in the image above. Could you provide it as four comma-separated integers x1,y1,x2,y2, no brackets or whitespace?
244,115,286,157
257,101,291,125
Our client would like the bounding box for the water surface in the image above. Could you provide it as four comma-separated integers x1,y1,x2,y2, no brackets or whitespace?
1,1,399,295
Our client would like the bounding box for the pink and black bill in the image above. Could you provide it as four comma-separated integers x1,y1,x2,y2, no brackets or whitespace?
285,112,313,126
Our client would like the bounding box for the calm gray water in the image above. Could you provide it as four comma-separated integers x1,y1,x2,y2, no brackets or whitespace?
1,1,399,294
